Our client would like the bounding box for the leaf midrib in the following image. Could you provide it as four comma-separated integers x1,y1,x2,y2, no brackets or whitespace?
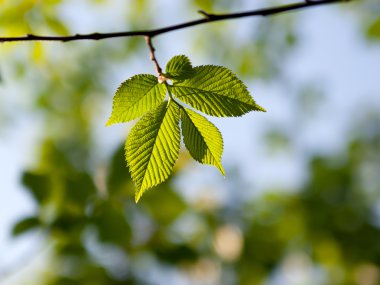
140,103,173,190
182,109,219,166
172,85,254,106
140,111,165,188
124,81,162,110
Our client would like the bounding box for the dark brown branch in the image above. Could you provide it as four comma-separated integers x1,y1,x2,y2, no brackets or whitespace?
0,0,349,43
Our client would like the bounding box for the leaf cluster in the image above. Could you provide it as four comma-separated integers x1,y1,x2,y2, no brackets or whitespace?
107,55,265,201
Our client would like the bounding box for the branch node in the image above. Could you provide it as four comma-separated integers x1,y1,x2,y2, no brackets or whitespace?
198,10,215,20
158,74,168,83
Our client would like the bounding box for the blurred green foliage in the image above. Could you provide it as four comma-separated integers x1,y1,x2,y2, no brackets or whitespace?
1,0,380,284
12,116,380,285
367,17,380,40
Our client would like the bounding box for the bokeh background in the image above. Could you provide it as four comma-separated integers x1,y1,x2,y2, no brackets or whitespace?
1,0,380,284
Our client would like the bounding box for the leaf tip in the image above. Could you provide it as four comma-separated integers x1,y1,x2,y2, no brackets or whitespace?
105,117,114,126
256,104,267,112
135,189,142,203
218,164,226,176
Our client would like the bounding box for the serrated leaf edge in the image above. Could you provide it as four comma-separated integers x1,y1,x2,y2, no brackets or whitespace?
125,101,180,202
170,65,265,117
106,74,166,126
181,107,225,175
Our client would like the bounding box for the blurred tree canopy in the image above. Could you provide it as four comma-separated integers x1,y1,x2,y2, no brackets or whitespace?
1,0,380,284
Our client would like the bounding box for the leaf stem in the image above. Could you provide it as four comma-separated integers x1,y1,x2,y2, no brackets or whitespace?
165,83,185,110
165,82,174,100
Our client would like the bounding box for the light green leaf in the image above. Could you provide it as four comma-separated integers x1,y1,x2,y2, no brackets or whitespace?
170,65,265,117
165,55,194,81
126,100,180,202
181,107,225,175
106,74,166,126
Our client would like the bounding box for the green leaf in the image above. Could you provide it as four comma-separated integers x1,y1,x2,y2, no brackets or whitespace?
181,107,225,175
106,74,166,126
126,100,181,202
12,216,40,236
165,55,194,81
22,172,50,204
170,65,265,117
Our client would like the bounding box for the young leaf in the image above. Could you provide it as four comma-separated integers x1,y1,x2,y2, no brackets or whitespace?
165,55,194,81
170,65,266,117
181,107,225,175
126,100,180,202
106,74,166,126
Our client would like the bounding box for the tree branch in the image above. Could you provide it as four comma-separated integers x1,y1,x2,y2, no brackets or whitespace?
0,0,350,43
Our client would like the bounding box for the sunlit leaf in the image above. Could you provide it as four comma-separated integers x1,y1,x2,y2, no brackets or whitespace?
170,65,265,117
106,74,166,126
165,55,194,80
181,107,225,175
107,55,267,198
126,100,180,202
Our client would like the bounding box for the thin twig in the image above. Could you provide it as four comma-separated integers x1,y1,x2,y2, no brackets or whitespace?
144,36,162,76
0,0,349,43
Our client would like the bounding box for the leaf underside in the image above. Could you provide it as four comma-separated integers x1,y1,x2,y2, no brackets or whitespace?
170,65,265,117
181,107,225,175
107,74,166,125
125,100,180,202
